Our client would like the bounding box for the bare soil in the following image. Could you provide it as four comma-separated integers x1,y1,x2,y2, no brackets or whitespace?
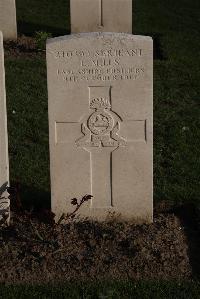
0,208,195,284
4,36,44,58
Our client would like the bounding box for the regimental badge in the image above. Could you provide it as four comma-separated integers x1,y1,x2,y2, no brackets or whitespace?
76,87,127,148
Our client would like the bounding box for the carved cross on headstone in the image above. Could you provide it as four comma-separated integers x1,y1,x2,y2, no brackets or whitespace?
56,86,147,209
99,0,103,27
70,0,132,33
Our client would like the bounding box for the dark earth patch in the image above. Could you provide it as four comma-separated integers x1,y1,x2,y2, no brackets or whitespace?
0,208,193,284
4,36,44,58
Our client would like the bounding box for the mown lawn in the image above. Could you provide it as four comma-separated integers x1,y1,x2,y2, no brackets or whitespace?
16,0,70,36
7,0,199,207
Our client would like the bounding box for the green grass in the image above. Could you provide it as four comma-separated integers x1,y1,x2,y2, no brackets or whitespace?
1,280,200,299
2,0,200,295
16,0,70,36
7,0,200,208
5,57,50,207
133,0,200,205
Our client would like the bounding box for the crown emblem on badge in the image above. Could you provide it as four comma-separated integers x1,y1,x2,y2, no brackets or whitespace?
90,98,111,109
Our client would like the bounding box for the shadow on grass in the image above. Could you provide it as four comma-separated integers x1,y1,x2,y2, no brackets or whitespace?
17,21,70,37
141,32,167,60
10,181,51,212
175,204,200,279
152,33,167,60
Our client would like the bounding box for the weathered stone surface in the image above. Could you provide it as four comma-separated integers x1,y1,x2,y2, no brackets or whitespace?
70,0,132,33
47,33,153,222
0,32,10,224
0,0,17,40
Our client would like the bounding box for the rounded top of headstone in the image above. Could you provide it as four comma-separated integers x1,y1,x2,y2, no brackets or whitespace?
47,33,153,47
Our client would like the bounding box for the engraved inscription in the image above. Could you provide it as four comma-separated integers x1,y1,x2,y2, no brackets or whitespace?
76,86,126,148
55,49,143,59
54,47,145,83
57,67,145,83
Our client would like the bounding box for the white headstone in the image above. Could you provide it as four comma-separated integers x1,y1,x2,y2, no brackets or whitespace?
0,31,10,224
0,0,17,40
47,33,153,222
70,0,132,33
